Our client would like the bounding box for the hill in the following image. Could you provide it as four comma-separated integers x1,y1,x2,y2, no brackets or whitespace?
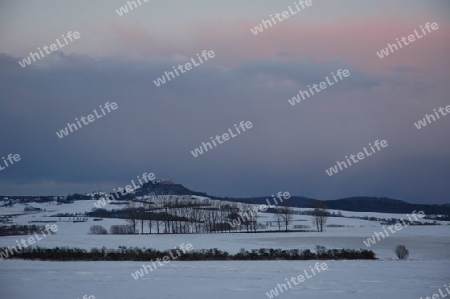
2,181,449,216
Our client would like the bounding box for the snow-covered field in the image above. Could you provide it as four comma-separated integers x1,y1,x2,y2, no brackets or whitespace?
1,259,449,299
1,199,449,298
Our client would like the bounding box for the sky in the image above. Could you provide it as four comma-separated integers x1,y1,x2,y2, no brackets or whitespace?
0,0,449,204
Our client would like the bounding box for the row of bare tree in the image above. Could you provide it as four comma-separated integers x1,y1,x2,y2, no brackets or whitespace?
121,196,328,234
125,197,244,234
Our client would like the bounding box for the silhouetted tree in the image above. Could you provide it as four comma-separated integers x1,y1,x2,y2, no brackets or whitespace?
311,201,328,232
280,203,293,231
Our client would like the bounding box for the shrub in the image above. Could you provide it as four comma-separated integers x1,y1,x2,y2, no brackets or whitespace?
315,245,326,256
89,225,107,235
0,224,57,236
109,225,134,235
395,245,409,259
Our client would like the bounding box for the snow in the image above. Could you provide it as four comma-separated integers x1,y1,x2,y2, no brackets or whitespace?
0,259,448,299
1,199,449,298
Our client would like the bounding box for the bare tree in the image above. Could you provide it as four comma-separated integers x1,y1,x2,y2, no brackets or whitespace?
241,203,253,233
155,211,161,234
180,198,191,234
145,202,154,234
280,204,293,231
210,201,220,233
190,198,202,234
275,208,283,231
161,197,171,233
226,203,240,232
126,200,138,234
311,201,328,232
251,208,258,232
139,205,145,234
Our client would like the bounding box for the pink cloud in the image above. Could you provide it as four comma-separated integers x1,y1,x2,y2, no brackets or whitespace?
106,17,449,77
189,19,450,74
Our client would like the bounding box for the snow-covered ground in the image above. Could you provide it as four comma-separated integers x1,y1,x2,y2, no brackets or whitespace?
1,199,449,298
0,259,449,299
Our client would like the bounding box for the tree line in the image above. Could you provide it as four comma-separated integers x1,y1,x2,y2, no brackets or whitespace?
88,195,330,234
1,246,375,261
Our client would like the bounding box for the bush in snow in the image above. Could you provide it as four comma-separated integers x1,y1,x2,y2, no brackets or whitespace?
395,245,409,260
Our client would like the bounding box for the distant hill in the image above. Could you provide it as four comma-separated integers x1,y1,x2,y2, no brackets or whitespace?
133,182,449,215
2,181,449,215
134,181,210,198
322,197,450,215
230,196,317,208
232,195,450,215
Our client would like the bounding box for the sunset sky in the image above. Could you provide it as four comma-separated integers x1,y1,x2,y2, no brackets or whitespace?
0,0,449,203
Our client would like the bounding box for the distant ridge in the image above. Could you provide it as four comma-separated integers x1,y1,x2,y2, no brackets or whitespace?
232,196,450,215
133,182,449,215
320,197,449,215
2,181,449,215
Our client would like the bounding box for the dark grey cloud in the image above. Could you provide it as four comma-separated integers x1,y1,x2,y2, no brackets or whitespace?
0,53,448,204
